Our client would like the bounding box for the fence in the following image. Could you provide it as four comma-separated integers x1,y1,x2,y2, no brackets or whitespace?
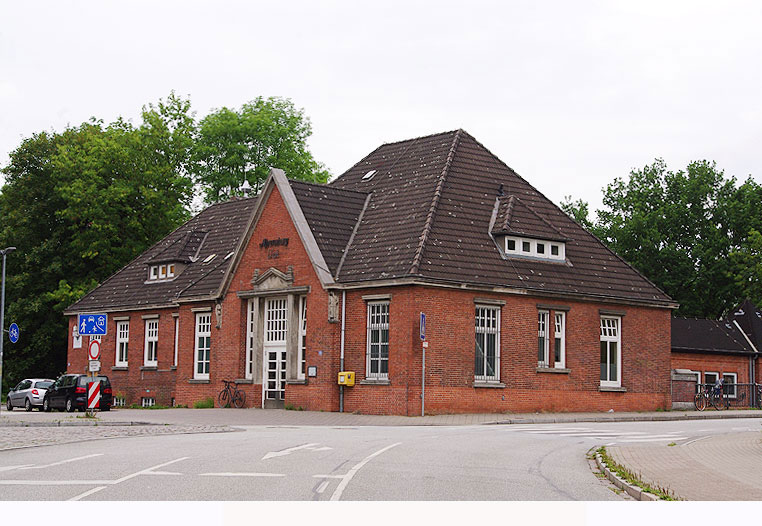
671,375,762,410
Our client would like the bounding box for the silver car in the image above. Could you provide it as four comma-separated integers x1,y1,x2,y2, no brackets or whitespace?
6,378,54,411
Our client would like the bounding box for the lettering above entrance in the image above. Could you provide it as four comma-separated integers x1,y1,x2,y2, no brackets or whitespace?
260,237,289,260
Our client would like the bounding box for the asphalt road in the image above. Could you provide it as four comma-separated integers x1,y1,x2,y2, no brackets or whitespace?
0,418,758,501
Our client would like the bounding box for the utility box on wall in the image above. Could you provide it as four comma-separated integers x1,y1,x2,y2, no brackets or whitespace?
337,371,355,386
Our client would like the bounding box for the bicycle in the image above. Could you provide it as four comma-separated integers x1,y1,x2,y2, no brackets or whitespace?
218,379,246,408
694,381,728,411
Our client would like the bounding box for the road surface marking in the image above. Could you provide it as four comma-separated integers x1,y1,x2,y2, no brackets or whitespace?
323,442,401,501
20,453,104,470
0,480,113,485
68,486,107,502
201,472,285,477
143,471,183,475
618,437,688,443
312,474,345,479
0,465,34,472
683,436,711,446
313,446,333,452
262,443,319,460
316,480,330,493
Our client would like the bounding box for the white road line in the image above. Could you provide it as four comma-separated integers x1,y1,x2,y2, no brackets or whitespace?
143,471,183,475
312,474,345,479
313,447,333,452
0,465,34,472
20,453,104,470
682,436,712,446
262,443,319,460
200,472,285,477
68,486,107,502
327,442,401,502
316,480,330,494
557,432,644,437
0,480,113,485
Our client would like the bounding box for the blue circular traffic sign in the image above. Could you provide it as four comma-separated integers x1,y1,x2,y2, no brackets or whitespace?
8,323,19,343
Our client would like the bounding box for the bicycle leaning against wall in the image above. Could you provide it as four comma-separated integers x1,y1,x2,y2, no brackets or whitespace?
218,379,246,408
694,379,728,411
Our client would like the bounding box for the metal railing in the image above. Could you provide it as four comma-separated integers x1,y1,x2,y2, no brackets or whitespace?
671,379,762,409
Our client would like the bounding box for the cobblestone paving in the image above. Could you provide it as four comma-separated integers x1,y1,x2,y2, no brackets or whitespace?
0,424,236,452
608,431,762,500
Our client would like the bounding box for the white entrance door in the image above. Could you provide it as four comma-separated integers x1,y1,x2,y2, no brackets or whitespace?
263,298,288,407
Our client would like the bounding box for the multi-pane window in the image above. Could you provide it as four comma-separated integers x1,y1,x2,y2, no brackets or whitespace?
600,317,621,387
366,302,389,379
554,312,566,368
144,319,158,366
116,321,129,367
245,299,256,380
704,372,719,388
299,296,307,380
475,306,500,381
538,311,549,367
194,313,211,380
141,397,156,408
722,373,737,398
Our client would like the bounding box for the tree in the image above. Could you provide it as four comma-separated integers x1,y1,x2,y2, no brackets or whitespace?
193,97,330,203
573,159,762,318
560,196,596,233
0,97,195,387
729,229,762,307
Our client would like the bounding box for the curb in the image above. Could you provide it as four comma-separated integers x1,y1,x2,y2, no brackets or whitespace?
595,451,658,501
0,421,157,427
491,411,762,425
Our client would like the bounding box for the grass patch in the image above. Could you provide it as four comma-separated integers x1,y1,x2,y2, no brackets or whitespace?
667,442,677,447
596,446,677,500
284,403,304,411
193,397,215,409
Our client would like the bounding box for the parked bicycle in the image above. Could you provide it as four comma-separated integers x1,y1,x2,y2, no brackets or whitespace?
694,379,728,411
218,379,246,408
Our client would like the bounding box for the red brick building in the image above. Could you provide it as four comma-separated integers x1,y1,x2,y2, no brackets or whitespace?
65,130,677,414
670,300,761,407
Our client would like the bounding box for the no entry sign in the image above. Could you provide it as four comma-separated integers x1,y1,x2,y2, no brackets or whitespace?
87,382,101,409
88,339,101,361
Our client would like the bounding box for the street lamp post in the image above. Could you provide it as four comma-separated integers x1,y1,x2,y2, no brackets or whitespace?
0,246,16,412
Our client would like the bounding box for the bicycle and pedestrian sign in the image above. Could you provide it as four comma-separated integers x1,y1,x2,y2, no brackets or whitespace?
8,322,19,343
78,314,107,336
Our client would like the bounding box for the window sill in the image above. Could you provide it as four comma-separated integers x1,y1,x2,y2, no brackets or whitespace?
111,366,128,371
140,366,158,371
170,366,177,371
235,378,253,384
286,379,307,385
536,367,571,374
473,381,505,388
188,379,210,384
360,378,390,386
599,386,627,392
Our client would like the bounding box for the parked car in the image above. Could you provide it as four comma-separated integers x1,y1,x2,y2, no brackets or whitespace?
6,378,55,411
42,374,113,412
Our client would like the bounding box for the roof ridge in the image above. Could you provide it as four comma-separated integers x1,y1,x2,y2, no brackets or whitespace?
507,195,568,239
410,129,463,275
379,129,461,148
291,178,369,198
335,193,372,280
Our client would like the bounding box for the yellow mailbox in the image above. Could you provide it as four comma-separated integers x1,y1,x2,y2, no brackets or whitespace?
337,371,356,386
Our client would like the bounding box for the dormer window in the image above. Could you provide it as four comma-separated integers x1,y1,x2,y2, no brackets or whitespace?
150,266,158,280
503,236,565,261
148,263,180,282
159,265,167,279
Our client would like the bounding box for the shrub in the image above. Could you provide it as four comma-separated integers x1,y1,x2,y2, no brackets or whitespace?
193,397,215,409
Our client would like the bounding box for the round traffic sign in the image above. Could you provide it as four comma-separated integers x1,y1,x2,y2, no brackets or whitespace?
8,323,19,343
88,339,101,360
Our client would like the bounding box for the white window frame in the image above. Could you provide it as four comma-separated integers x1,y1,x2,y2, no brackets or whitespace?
366,301,390,380
194,313,211,380
554,312,566,368
298,296,307,380
150,266,158,280
144,319,158,366
722,372,737,399
159,264,167,279
704,371,719,388
141,397,156,408
245,299,256,380
600,316,621,388
503,236,565,261
167,263,175,278
690,370,701,394
173,316,179,367
116,321,129,367
475,305,501,382
538,310,550,367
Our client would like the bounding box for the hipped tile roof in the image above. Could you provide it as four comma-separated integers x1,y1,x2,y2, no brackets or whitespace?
671,317,755,354
67,129,675,314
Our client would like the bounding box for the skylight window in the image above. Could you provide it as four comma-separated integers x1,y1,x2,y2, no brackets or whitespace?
203,254,217,263
224,251,234,260
362,170,377,181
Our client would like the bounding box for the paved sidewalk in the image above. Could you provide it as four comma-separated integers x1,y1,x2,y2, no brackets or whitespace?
608,431,762,500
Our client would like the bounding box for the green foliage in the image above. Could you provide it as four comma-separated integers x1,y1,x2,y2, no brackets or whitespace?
729,229,762,306
569,159,762,318
560,196,597,233
193,397,215,409
193,97,330,203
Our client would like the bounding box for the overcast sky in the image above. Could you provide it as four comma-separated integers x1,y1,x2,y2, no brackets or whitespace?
2,1,761,213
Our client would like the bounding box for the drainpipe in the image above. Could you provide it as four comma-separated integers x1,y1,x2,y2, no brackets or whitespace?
340,291,346,413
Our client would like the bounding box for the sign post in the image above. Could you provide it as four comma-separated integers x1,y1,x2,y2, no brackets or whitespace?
79,315,106,416
420,312,426,417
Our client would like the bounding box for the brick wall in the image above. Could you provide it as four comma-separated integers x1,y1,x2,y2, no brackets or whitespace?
671,352,752,384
